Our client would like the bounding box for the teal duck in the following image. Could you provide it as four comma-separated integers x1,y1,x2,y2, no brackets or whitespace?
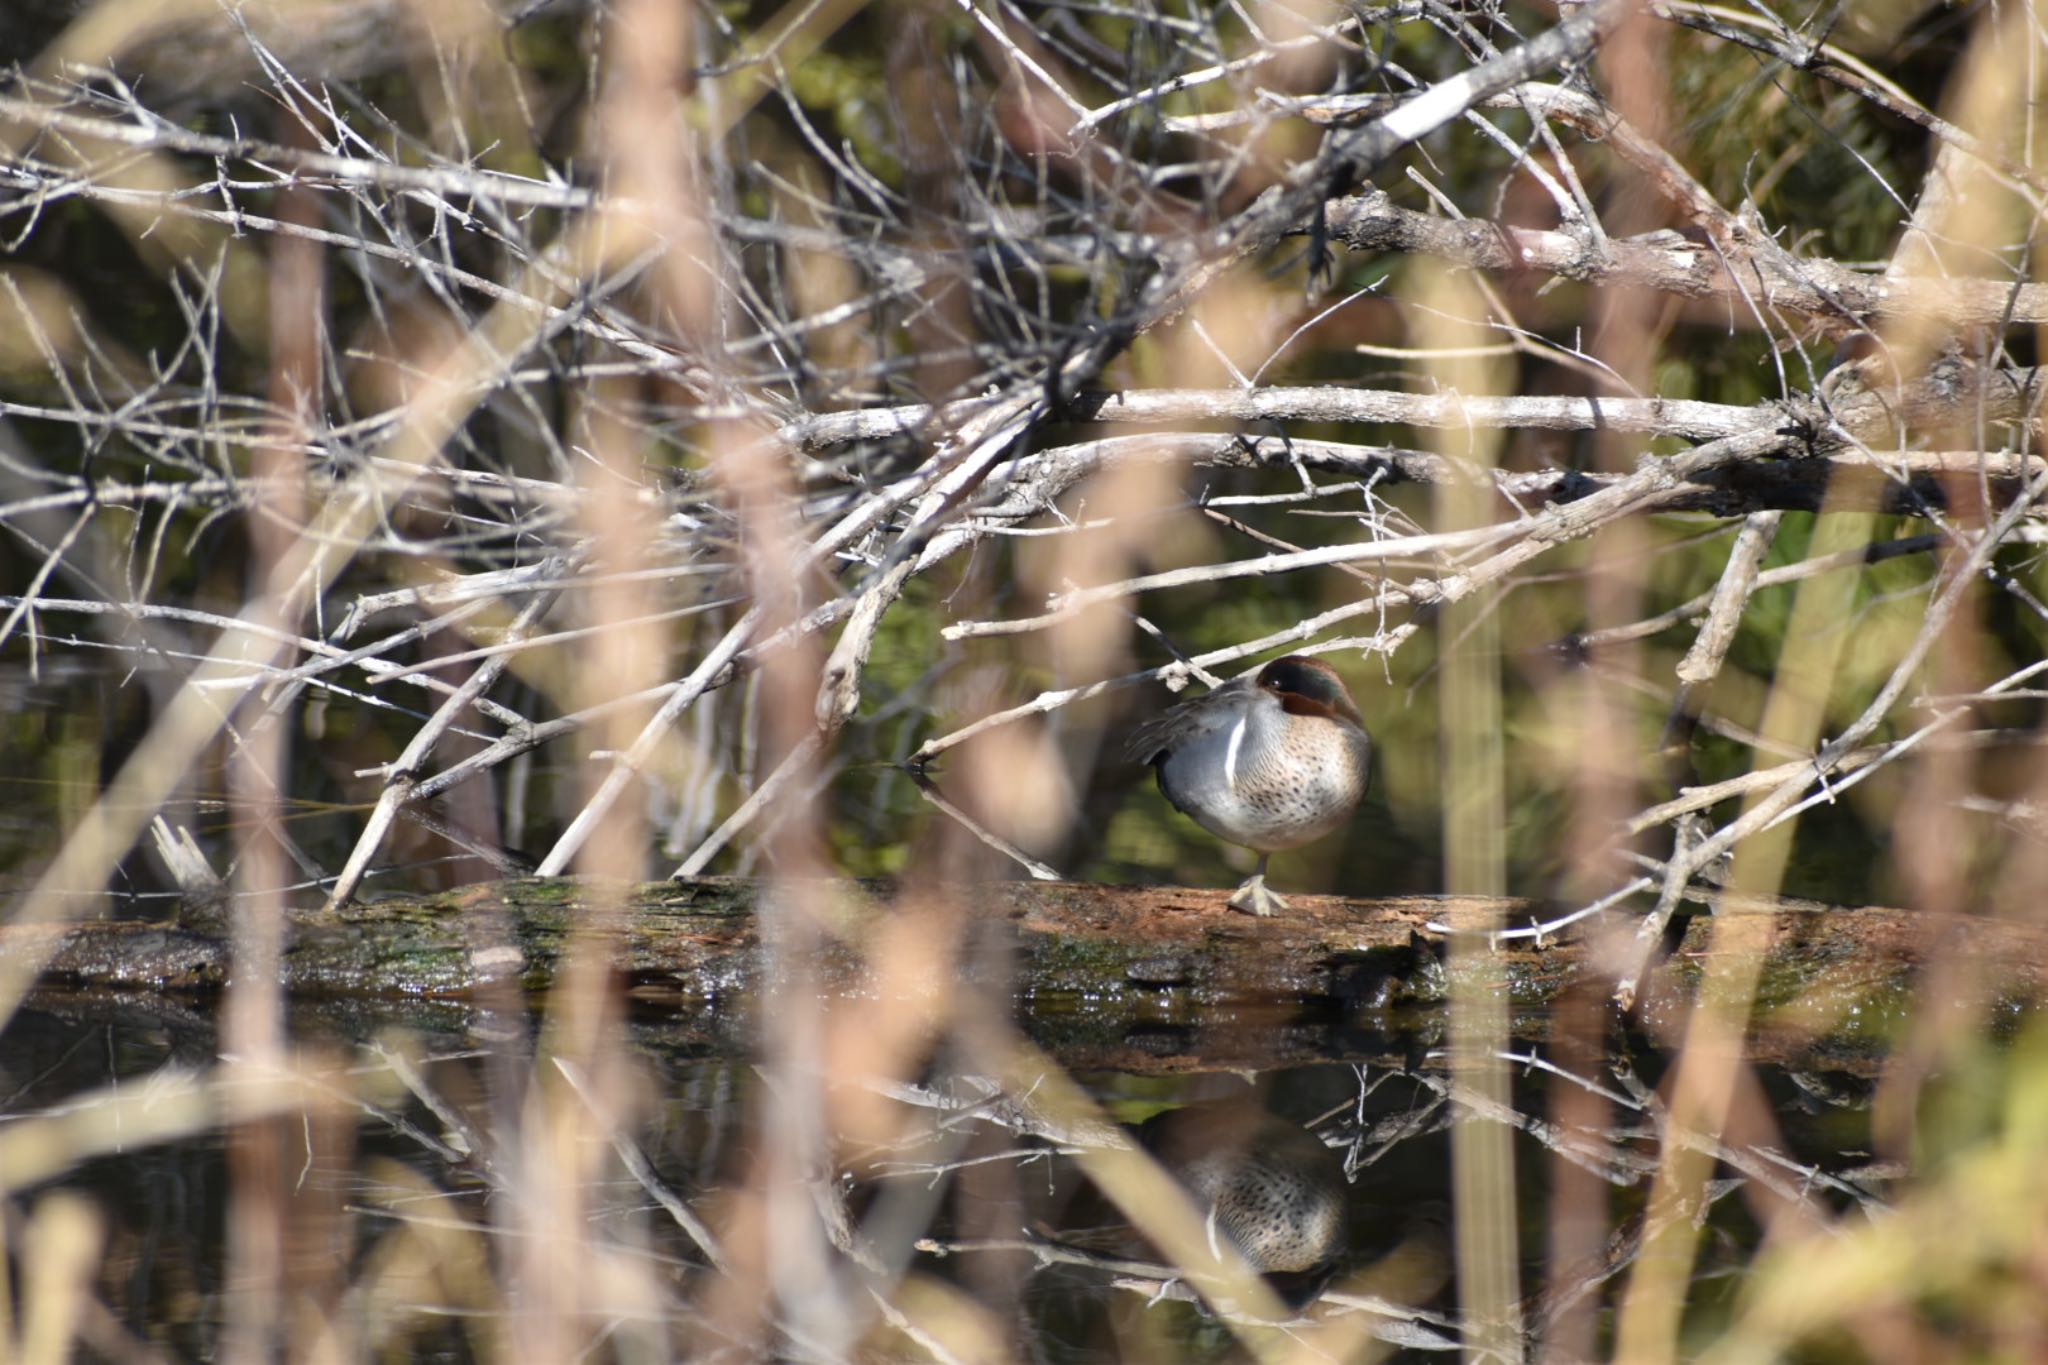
1128,656,1371,915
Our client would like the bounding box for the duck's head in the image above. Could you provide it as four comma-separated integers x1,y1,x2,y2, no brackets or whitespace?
1255,656,1363,729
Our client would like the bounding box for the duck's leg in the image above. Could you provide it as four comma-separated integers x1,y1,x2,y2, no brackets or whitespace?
1227,853,1290,917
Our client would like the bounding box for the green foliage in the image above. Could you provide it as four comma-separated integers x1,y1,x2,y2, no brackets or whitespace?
786,50,902,183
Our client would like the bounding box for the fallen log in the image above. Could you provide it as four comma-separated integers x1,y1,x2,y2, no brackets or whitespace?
13,877,2048,1073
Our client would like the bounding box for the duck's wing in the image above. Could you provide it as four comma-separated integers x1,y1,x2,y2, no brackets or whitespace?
1124,675,1254,764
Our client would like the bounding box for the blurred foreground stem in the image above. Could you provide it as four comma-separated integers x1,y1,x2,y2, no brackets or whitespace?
1423,264,1524,1364
1615,505,1878,1359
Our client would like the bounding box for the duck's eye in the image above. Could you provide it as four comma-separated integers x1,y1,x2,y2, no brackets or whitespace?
1259,658,1333,703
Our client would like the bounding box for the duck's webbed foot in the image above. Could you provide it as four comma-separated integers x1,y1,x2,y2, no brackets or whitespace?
1226,870,1289,917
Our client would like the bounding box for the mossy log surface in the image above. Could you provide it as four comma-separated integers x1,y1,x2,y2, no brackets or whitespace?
18,877,2048,1073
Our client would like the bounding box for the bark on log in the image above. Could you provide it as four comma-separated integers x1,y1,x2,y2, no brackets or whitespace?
13,877,2048,1074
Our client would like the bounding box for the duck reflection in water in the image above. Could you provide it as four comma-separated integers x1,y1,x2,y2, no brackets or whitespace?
1138,1100,1349,1281
1062,1095,1350,1305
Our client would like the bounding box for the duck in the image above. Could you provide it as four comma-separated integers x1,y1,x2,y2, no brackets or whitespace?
1127,655,1371,916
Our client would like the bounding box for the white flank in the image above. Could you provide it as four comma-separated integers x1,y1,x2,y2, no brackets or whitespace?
1223,713,1248,790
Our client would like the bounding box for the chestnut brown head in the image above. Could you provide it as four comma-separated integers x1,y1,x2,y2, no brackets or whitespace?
1256,656,1363,727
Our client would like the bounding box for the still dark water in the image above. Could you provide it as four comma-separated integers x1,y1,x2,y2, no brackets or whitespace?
0,983,1891,1361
